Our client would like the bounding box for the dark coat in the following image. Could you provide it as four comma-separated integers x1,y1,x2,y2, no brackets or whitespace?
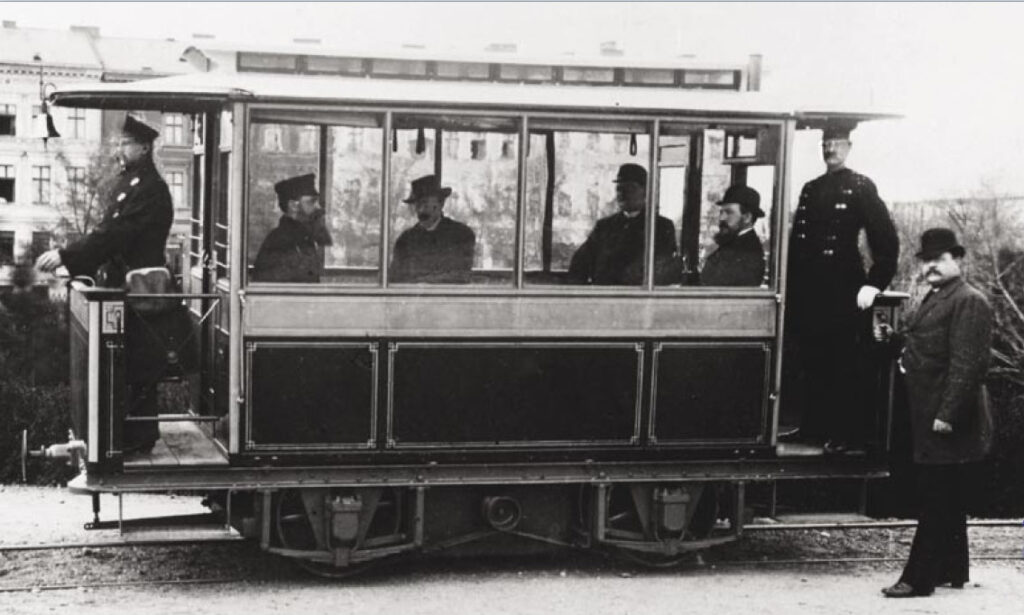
59,159,173,287
568,212,680,285
787,168,899,327
252,216,323,283
390,216,475,283
899,277,994,464
700,229,765,286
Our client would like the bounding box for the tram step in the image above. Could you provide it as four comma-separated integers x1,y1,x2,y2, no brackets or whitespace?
749,512,875,527
116,523,241,544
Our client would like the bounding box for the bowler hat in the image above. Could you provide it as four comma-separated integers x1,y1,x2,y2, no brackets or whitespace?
274,173,319,203
613,163,647,186
717,185,765,219
403,175,452,203
121,114,160,143
916,227,965,260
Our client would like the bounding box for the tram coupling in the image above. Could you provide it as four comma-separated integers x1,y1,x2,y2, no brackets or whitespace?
21,429,87,483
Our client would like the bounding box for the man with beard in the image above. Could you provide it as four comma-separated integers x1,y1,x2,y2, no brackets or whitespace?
700,184,766,286
389,175,475,284
784,122,899,453
568,163,680,286
36,114,173,454
252,173,333,283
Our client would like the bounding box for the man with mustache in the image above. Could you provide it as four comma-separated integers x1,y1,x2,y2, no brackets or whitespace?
252,173,333,283
389,175,475,284
700,184,766,286
783,122,900,453
876,228,993,598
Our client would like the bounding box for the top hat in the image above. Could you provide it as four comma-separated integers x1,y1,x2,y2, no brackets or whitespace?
717,184,765,219
613,163,648,186
916,228,965,260
121,114,160,143
274,173,319,202
403,175,452,203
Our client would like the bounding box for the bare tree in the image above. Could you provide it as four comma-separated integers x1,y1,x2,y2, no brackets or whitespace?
51,143,119,239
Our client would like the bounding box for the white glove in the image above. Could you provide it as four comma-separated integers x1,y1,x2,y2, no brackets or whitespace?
856,285,880,310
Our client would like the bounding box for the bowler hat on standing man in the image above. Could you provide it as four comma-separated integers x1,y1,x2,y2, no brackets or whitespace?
915,228,966,260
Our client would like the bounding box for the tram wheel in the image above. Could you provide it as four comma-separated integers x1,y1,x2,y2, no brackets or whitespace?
273,489,382,579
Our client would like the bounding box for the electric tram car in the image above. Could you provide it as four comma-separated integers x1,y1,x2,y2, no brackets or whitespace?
36,45,906,573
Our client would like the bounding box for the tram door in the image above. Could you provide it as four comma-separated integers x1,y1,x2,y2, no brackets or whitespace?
185,109,232,437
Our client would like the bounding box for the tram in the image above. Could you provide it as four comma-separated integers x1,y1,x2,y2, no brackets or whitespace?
36,45,905,573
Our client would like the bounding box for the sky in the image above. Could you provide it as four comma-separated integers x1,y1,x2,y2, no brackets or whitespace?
3,1,1024,202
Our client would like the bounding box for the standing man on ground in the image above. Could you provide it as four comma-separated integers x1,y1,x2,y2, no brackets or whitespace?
876,228,993,598
784,122,900,453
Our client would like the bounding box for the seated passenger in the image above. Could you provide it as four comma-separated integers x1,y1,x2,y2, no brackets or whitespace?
568,164,680,285
390,175,475,284
700,185,766,287
252,173,333,283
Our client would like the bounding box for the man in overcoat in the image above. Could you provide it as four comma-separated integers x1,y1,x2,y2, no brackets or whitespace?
252,173,332,283
36,114,174,453
700,184,765,286
877,228,993,598
784,122,900,452
36,115,172,287
568,164,680,286
389,175,475,284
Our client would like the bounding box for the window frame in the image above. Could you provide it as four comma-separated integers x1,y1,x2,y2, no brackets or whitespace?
239,102,784,297
31,165,51,205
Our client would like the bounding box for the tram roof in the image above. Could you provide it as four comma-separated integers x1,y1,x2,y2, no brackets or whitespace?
50,70,899,125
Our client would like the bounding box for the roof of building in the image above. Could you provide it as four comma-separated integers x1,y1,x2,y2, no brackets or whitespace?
91,36,195,79
0,25,102,71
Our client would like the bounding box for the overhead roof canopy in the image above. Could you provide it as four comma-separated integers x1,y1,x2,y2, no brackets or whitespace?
50,70,900,126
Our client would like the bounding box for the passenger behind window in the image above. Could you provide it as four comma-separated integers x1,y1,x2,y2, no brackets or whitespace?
390,175,475,284
699,184,766,287
252,173,333,283
567,164,680,286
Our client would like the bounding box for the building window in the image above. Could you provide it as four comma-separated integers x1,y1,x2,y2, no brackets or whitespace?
31,231,51,259
67,108,87,139
261,125,284,152
501,139,516,159
297,126,318,154
67,166,86,200
470,138,487,160
444,134,460,159
32,166,51,204
167,170,185,209
163,114,185,145
0,104,15,136
0,164,13,203
0,231,14,265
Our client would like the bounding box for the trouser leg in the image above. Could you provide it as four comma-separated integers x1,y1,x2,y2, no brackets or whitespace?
900,464,967,590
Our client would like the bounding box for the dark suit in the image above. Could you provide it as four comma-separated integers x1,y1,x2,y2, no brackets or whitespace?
253,216,324,283
59,159,173,287
700,229,765,286
893,276,993,591
390,216,475,283
568,212,680,285
785,167,899,444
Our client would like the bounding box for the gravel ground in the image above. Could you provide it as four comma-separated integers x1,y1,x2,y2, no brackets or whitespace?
1,485,1022,614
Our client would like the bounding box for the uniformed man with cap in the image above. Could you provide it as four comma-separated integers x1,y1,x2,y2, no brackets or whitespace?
568,163,680,286
36,114,173,287
700,184,766,286
252,173,333,283
36,114,173,454
389,174,475,284
784,121,900,453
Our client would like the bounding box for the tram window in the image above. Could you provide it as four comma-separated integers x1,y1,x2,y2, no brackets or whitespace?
388,115,518,286
246,112,384,285
523,123,660,287
657,124,778,288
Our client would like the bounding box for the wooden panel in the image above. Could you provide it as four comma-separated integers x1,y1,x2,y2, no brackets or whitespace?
651,343,769,444
388,342,641,448
244,294,776,338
